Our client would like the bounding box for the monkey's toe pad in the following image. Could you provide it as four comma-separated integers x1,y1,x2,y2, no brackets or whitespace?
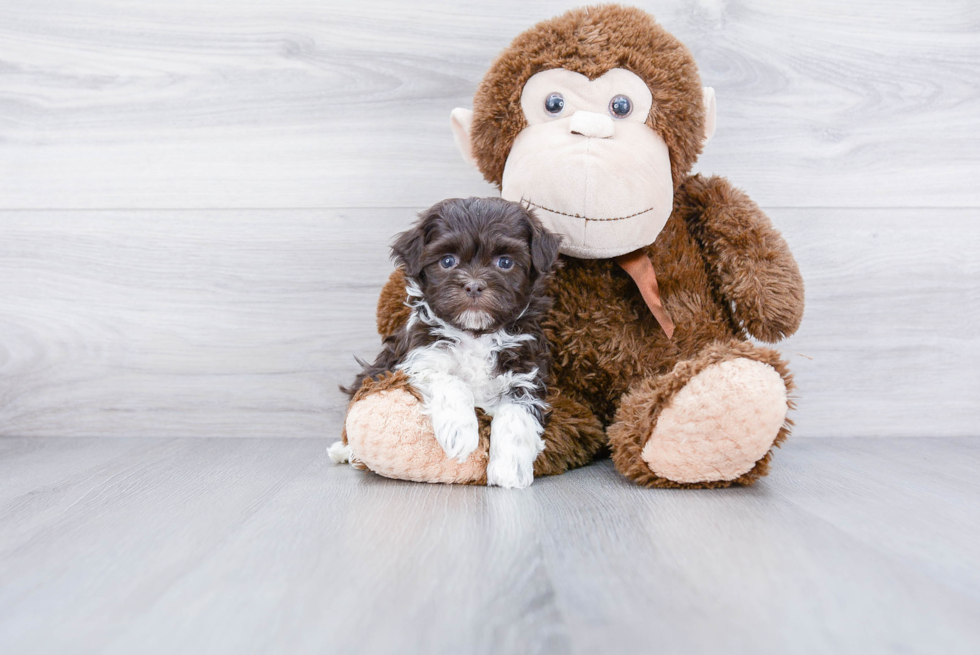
642,358,787,483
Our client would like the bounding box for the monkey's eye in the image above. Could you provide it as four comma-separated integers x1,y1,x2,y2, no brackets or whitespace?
610,95,632,118
439,255,457,269
495,256,514,270
544,93,565,115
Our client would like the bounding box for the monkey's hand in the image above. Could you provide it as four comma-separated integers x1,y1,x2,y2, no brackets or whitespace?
376,268,413,339
424,375,480,462
680,174,805,343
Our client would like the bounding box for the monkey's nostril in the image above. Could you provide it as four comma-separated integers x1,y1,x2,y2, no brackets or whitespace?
464,281,486,298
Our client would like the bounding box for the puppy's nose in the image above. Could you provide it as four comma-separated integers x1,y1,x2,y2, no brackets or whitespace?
464,280,486,298
569,111,615,138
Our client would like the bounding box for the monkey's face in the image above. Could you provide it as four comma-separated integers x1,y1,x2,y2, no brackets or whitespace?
499,68,673,259
450,7,718,259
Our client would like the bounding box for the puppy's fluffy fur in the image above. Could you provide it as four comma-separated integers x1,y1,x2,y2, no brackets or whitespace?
343,197,561,488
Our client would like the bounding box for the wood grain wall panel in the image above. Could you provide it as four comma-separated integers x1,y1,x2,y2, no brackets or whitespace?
0,209,410,438
0,208,976,438
0,0,977,209
776,209,980,437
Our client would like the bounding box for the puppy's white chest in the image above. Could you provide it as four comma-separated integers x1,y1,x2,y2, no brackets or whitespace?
397,327,526,413
422,335,505,409
446,336,502,407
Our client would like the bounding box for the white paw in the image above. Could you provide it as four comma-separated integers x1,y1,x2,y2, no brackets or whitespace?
486,402,544,489
486,456,534,489
431,408,480,462
327,441,352,464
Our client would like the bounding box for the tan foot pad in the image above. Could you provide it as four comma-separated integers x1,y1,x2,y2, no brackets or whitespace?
345,389,486,484
642,358,787,483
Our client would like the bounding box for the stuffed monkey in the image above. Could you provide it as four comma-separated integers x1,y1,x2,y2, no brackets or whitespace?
339,5,804,488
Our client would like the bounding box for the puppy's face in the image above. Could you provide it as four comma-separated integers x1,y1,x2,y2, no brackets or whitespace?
392,198,561,333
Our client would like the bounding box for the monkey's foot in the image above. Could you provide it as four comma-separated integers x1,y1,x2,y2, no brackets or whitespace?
642,357,786,482
344,379,488,485
609,342,793,488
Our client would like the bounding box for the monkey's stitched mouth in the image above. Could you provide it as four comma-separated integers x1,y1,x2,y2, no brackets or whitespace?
521,199,656,222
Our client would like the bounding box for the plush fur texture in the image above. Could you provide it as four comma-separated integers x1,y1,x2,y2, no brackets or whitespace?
342,197,561,487
339,5,805,488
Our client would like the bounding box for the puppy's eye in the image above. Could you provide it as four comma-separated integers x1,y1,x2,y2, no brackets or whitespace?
495,256,514,270
439,255,457,269
545,93,564,115
610,94,632,118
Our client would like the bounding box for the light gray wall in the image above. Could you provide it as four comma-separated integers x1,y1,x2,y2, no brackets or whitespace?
1,0,977,438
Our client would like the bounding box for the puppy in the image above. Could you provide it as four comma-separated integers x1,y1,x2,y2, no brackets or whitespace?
340,197,561,488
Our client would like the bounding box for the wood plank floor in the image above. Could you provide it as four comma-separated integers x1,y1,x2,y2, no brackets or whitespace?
1,437,978,654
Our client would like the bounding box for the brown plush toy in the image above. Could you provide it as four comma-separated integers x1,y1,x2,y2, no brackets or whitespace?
337,5,805,488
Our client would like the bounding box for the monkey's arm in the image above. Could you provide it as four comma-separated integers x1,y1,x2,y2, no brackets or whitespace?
680,175,804,343
376,268,412,338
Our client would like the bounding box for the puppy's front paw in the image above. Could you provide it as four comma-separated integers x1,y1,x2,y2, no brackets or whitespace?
431,408,480,462
486,456,534,489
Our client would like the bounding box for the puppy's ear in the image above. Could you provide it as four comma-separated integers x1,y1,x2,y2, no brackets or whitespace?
391,206,441,278
391,224,426,279
524,208,562,278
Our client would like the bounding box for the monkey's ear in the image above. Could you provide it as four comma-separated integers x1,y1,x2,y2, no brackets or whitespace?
703,87,717,142
450,108,478,169
390,224,427,279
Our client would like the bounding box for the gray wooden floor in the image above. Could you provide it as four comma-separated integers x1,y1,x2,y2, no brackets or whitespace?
1,436,978,654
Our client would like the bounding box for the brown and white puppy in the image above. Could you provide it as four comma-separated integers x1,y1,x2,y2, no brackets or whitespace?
341,197,561,488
